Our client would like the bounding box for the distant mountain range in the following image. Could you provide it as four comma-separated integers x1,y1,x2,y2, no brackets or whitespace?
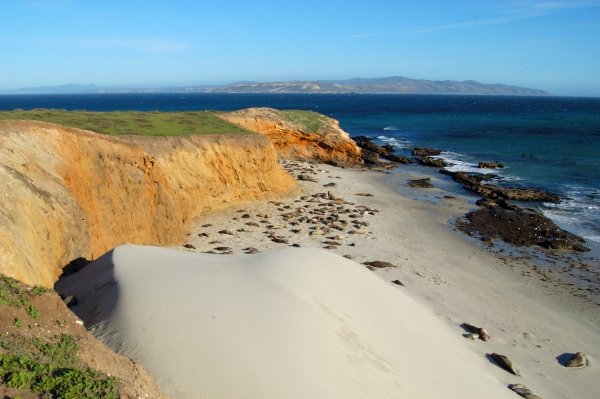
2,76,550,96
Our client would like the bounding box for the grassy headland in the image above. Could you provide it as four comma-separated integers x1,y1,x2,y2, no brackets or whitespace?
279,109,326,133
0,109,253,136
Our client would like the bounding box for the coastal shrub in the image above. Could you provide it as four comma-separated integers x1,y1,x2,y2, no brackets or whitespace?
0,354,118,398
0,276,28,307
0,275,46,320
25,304,40,319
0,334,118,398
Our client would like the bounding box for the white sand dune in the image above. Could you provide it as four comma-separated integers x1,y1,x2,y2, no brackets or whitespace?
57,244,515,399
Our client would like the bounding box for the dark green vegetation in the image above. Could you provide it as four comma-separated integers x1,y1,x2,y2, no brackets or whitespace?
0,276,118,398
279,110,326,133
0,336,118,399
0,276,44,320
0,109,253,136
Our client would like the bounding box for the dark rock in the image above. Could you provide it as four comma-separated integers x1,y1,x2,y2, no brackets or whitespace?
243,247,260,254
459,207,589,251
412,147,442,157
271,237,289,244
385,154,412,164
475,198,522,211
382,144,395,153
391,279,404,286
218,229,235,235
353,136,393,156
183,243,196,249
408,178,434,188
475,198,498,208
479,161,504,169
565,352,588,368
355,192,374,197
363,260,396,268
62,295,78,308
496,187,561,203
438,168,455,177
543,239,590,252
451,172,561,203
352,136,410,165
360,149,382,165
416,156,448,168
323,182,336,187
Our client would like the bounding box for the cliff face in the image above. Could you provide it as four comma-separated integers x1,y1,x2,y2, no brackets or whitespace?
0,120,297,287
218,108,362,166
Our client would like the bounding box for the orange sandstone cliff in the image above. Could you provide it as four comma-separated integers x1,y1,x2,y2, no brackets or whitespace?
217,107,363,166
0,120,297,287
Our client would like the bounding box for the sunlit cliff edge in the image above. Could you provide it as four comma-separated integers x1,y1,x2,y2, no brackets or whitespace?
0,120,298,287
217,107,363,166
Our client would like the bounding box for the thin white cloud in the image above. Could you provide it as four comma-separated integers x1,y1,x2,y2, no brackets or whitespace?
45,38,191,53
351,0,600,38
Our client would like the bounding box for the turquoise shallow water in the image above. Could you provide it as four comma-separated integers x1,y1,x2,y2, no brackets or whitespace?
1,93,599,243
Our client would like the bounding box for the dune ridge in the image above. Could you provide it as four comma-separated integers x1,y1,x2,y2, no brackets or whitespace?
56,245,515,399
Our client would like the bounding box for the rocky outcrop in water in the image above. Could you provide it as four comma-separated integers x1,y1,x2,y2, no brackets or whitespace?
408,178,434,188
458,206,589,251
0,120,297,287
416,157,449,168
352,136,411,166
442,170,587,251
445,171,561,203
218,108,363,167
411,147,449,167
412,147,442,157
478,161,504,169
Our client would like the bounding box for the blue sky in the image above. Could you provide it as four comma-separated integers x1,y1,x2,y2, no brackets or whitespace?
1,0,599,96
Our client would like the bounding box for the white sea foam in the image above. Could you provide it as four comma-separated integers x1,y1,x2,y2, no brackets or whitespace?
542,185,600,243
376,135,411,149
383,126,400,131
435,152,523,182
583,235,600,243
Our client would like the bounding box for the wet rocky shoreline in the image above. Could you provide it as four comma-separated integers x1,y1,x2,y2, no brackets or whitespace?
351,136,590,253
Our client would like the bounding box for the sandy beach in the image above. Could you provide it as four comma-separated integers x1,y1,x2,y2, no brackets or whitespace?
57,160,599,399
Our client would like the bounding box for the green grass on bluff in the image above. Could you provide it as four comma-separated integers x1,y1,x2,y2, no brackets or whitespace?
279,109,327,133
0,109,253,136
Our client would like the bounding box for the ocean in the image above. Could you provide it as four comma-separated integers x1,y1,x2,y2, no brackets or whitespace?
1,93,599,245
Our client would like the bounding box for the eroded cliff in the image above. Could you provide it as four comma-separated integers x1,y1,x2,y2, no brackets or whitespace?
218,108,363,166
0,120,297,287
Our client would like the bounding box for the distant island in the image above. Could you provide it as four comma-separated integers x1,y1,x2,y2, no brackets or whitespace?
2,76,549,96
